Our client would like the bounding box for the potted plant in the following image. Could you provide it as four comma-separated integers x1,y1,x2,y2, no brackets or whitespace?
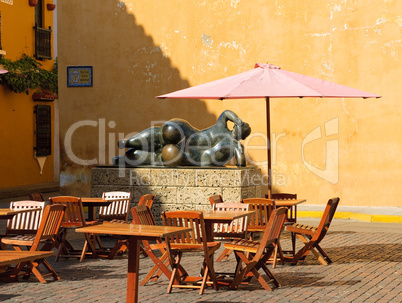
47,3,56,11
29,0,38,7
32,92,58,101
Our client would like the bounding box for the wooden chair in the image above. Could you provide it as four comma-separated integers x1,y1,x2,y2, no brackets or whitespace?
212,202,249,262
268,193,298,256
223,207,287,291
136,194,156,256
270,193,298,200
243,198,282,267
242,198,276,233
98,191,132,222
28,192,45,202
286,197,340,265
209,194,224,208
49,196,100,262
1,204,65,283
162,210,221,295
6,201,45,236
0,251,55,282
138,194,155,208
267,193,298,224
108,194,153,221
104,194,154,259
131,205,172,285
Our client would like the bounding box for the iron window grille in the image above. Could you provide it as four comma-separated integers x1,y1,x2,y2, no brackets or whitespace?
34,105,52,157
34,24,52,60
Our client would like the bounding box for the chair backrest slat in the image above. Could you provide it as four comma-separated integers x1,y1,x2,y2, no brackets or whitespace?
30,204,65,251
257,207,287,256
99,191,131,221
209,195,224,207
314,197,340,242
131,205,156,226
138,194,155,208
162,211,207,247
28,192,45,202
270,193,297,200
49,196,86,227
131,205,165,251
243,198,275,230
213,202,249,236
7,201,45,235
268,193,298,223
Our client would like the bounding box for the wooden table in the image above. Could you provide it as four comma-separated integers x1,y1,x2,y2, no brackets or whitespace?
0,208,43,250
201,210,255,242
76,223,191,303
0,208,42,220
274,198,306,224
0,250,56,282
0,250,54,267
274,199,306,207
81,198,115,221
273,199,306,257
0,209,23,220
81,197,131,221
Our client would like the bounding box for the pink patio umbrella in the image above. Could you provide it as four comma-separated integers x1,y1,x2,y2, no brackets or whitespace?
157,63,380,195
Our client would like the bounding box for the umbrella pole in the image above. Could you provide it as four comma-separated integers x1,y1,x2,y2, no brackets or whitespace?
266,97,272,198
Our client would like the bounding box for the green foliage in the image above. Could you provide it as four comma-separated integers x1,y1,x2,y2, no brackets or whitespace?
0,54,58,95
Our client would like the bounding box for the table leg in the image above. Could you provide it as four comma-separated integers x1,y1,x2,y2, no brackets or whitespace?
127,236,140,303
205,222,214,242
87,206,95,221
200,222,216,281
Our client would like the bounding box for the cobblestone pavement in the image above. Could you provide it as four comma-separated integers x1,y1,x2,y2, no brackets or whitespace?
1,220,401,303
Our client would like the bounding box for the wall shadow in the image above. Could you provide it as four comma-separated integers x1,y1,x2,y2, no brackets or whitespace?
59,1,237,196
327,243,402,263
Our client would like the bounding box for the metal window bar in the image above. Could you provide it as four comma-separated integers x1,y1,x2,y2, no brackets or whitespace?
35,105,52,157
34,24,52,60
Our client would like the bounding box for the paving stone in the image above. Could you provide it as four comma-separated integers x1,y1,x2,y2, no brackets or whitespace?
0,220,401,302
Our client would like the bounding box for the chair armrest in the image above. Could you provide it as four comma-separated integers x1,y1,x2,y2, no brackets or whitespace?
286,223,317,236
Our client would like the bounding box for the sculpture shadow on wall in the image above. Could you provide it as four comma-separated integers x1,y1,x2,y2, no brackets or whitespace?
59,0,233,196
103,3,249,168
60,0,216,160
94,1,218,157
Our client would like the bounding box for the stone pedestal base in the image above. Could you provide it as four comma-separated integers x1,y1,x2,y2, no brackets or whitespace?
91,166,262,223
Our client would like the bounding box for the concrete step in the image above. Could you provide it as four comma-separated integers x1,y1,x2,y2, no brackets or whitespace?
298,204,402,223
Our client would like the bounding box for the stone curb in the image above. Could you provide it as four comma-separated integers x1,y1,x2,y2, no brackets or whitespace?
298,210,402,223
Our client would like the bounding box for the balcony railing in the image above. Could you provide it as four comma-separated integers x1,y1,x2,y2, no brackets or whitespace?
34,24,52,60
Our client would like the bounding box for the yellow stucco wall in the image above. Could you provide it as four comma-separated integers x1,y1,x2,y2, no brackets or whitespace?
57,0,401,207
0,1,55,189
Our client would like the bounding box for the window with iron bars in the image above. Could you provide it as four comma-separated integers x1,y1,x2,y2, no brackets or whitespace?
34,24,52,60
34,105,52,157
